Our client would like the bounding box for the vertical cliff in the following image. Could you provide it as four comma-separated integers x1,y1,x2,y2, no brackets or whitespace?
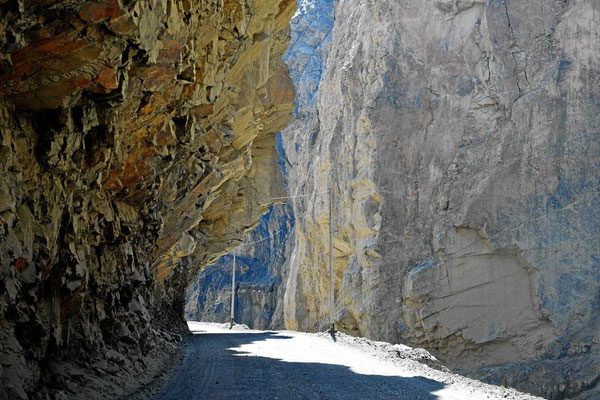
0,0,296,398
282,0,599,398
184,0,334,331
280,0,335,331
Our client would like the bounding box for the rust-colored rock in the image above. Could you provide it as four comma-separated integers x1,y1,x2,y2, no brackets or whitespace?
94,67,118,90
13,258,27,273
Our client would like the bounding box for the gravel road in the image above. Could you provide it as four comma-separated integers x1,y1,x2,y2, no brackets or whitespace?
150,322,543,400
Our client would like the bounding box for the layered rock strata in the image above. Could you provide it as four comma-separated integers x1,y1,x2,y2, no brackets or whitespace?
282,0,600,398
0,0,295,398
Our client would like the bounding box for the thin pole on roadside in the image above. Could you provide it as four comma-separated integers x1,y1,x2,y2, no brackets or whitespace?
229,253,236,329
329,185,336,333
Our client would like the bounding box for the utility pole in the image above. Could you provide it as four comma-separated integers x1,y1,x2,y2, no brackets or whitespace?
229,253,236,329
329,187,336,333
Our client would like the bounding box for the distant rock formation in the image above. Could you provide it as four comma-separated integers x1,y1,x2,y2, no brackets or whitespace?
0,0,296,398
185,203,294,329
282,0,600,399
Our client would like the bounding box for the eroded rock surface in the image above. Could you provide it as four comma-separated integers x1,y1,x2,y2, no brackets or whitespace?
0,0,295,398
184,0,334,331
282,0,599,398
280,0,335,332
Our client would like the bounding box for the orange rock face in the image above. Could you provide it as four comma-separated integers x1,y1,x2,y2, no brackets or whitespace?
79,0,121,23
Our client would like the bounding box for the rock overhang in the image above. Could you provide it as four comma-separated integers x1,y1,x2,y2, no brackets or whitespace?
0,0,297,398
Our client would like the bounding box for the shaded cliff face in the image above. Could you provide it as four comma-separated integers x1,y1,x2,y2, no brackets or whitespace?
184,0,333,331
283,0,599,398
185,203,294,329
0,0,295,398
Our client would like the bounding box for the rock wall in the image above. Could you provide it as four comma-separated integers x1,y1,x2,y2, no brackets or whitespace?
184,0,334,331
185,203,294,329
280,0,335,332
282,0,600,399
0,0,296,398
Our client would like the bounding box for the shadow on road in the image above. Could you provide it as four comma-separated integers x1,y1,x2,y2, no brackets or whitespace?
329,331,337,342
151,329,447,400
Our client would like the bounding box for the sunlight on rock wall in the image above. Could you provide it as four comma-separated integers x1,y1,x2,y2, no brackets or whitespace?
281,0,600,398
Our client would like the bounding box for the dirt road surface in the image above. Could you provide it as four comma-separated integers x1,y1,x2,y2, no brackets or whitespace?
150,322,542,400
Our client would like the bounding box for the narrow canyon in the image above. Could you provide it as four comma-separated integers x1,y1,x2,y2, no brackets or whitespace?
1,0,598,399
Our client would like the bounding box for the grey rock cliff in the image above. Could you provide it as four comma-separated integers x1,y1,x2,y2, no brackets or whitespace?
279,0,335,335
282,0,600,398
